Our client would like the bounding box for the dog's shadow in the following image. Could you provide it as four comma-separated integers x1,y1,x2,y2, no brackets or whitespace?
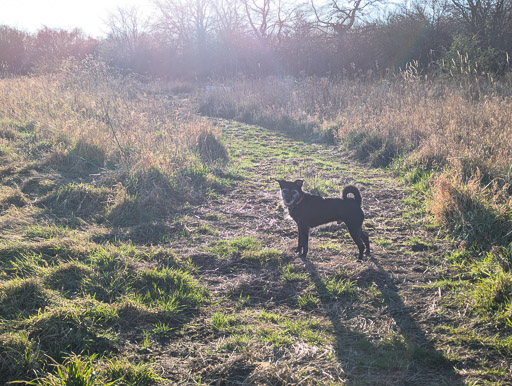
299,254,462,384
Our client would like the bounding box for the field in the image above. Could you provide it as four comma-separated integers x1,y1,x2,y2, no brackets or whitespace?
1,61,511,384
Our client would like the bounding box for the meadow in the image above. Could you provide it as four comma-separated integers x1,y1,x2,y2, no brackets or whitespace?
0,59,511,384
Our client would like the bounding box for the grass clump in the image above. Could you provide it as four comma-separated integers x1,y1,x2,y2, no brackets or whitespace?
281,263,308,282
467,245,512,326
429,170,512,250
24,225,67,240
196,130,228,164
27,354,106,386
26,298,119,358
133,267,206,317
322,276,358,300
221,333,251,353
0,251,50,280
240,248,283,264
0,332,42,383
104,358,162,385
297,293,320,310
39,183,111,220
25,354,162,385
211,311,237,332
70,138,106,168
45,261,93,298
83,246,136,302
0,278,50,319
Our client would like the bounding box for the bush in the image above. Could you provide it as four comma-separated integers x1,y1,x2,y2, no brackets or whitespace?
437,35,501,76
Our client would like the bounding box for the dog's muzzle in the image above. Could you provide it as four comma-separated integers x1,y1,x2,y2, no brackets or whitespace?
281,189,300,207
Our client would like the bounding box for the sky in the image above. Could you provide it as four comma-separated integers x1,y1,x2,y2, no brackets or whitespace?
1,0,401,38
0,0,154,38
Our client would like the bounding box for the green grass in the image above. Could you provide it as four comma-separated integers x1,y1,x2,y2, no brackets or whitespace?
196,223,218,235
26,298,119,358
322,276,359,300
0,332,42,381
133,267,206,316
24,225,67,240
211,311,237,332
374,238,393,247
221,333,251,353
297,293,320,310
204,213,222,221
210,236,262,259
317,242,342,252
150,322,174,339
25,355,162,385
240,248,283,264
0,278,51,319
0,237,208,383
281,263,308,282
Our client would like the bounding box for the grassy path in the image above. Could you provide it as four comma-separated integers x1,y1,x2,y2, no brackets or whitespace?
162,121,463,384
2,114,508,384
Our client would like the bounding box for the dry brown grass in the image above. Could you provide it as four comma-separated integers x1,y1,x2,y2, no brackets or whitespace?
0,59,230,228
0,59,219,178
338,78,512,178
198,73,512,179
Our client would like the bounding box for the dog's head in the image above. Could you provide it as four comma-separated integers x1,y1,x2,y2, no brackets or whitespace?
276,179,304,207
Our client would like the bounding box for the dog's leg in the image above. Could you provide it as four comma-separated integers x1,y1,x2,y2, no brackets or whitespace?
361,230,370,255
295,224,303,254
298,222,309,258
348,226,365,259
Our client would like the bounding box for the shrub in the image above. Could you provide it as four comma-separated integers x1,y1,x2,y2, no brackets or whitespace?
438,35,500,76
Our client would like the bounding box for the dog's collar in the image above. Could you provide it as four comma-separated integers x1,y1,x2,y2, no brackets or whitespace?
289,194,305,209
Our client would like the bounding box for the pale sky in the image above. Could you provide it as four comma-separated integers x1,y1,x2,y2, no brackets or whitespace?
0,0,154,38
1,0,400,38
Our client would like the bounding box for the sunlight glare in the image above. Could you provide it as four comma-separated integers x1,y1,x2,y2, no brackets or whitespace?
0,0,153,37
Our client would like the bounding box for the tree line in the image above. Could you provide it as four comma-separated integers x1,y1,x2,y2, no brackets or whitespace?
1,0,511,78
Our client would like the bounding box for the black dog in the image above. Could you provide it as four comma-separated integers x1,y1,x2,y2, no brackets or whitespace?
277,179,370,259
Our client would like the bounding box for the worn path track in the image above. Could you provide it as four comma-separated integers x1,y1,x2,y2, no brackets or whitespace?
160,121,464,384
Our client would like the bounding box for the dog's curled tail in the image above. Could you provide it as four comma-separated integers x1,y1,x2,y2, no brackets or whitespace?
342,185,362,206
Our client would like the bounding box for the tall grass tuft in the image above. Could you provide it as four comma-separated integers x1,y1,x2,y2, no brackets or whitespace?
429,170,512,250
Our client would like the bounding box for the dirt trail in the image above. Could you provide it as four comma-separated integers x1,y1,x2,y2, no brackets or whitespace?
159,120,464,384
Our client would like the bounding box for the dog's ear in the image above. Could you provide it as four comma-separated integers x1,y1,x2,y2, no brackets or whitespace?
275,179,285,187
294,179,304,188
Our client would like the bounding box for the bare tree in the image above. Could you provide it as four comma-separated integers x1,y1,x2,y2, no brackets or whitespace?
153,0,214,49
311,0,384,35
409,0,451,29
241,0,298,43
106,6,149,55
212,0,245,34
451,0,512,46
